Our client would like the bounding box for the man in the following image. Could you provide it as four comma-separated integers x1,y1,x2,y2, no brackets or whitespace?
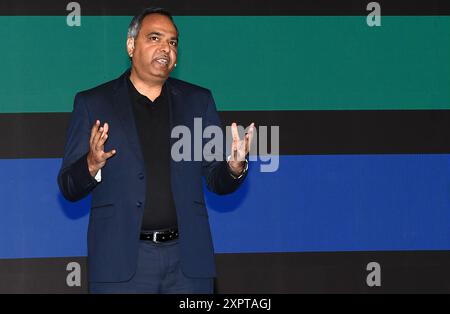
58,8,254,293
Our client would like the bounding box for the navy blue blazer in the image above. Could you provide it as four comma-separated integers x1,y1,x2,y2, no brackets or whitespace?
58,70,246,282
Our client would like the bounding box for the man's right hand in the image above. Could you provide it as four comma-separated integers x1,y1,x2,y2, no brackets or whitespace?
87,120,116,177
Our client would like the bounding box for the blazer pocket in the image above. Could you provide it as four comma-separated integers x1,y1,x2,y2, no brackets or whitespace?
193,200,208,217
90,203,115,219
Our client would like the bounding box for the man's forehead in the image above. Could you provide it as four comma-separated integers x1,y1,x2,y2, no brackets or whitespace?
141,14,177,35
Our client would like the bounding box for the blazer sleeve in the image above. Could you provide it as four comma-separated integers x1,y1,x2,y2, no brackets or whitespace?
57,93,99,202
201,90,248,195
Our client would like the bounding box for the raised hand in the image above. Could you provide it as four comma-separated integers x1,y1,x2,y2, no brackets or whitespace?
87,120,116,177
228,122,255,176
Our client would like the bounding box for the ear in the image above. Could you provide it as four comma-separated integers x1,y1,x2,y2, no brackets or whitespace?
126,37,135,58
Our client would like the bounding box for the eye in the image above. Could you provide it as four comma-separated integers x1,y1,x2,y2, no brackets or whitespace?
149,36,159,41
170,40,178,47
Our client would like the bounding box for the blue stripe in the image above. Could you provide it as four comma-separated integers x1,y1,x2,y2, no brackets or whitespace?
1,155,450,258
0,159,89,259
206,155,450,253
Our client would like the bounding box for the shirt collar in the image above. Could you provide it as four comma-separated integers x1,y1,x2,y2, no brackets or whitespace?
127,76,166,105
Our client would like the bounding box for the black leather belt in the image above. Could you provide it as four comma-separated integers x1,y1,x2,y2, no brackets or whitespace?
140,228,179,243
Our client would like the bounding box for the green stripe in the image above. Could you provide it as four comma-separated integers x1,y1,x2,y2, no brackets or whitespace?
0,16,449,113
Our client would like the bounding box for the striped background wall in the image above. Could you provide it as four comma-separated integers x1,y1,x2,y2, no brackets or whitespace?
0,0,450,293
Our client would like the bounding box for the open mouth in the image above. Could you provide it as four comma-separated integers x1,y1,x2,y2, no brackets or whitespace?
154,57,169,67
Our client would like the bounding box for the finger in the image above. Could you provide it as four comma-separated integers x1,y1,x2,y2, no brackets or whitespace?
96,122,111,151
231,123,240,142
244,134,250,155
89,120,100,145
233,148,238,161
103,149,117,160
97,122,109,148
101,122,109,139
237,140,246,161
93,126,104,151
230,140,237,161
97,133,108,149
246,122,255,137
244,123,255,154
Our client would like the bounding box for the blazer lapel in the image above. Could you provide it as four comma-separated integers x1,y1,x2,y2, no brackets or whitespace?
166,78,184,146
166,78,185,178
111,70,144,165
110,74,185,171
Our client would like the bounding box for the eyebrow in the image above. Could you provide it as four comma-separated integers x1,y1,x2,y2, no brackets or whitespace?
147,31,178,41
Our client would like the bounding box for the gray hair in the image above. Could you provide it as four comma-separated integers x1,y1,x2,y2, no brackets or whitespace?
127,7,178,39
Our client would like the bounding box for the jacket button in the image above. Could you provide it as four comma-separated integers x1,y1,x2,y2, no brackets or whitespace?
136,201,142,207
138,173,144,180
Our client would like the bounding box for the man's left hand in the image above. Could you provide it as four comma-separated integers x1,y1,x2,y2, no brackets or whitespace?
228,122,255,176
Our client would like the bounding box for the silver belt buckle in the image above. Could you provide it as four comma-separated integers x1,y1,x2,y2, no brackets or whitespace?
152,231,161,243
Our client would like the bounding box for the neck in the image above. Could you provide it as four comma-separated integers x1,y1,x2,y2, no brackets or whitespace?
129,68,165,101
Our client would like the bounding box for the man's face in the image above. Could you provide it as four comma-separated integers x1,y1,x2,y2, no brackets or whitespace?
128,14,178,82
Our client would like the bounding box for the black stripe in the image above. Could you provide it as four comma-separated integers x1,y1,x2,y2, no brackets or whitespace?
0,113,69,159
2,110,450,159
0,256,87,294
220,110,450,155
0,0,449,16
215,251,450,293
1,251,449,293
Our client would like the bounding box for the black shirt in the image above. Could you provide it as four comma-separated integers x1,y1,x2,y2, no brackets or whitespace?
127,77,178,231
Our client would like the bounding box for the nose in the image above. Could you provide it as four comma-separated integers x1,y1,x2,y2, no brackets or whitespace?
159,40,171,54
